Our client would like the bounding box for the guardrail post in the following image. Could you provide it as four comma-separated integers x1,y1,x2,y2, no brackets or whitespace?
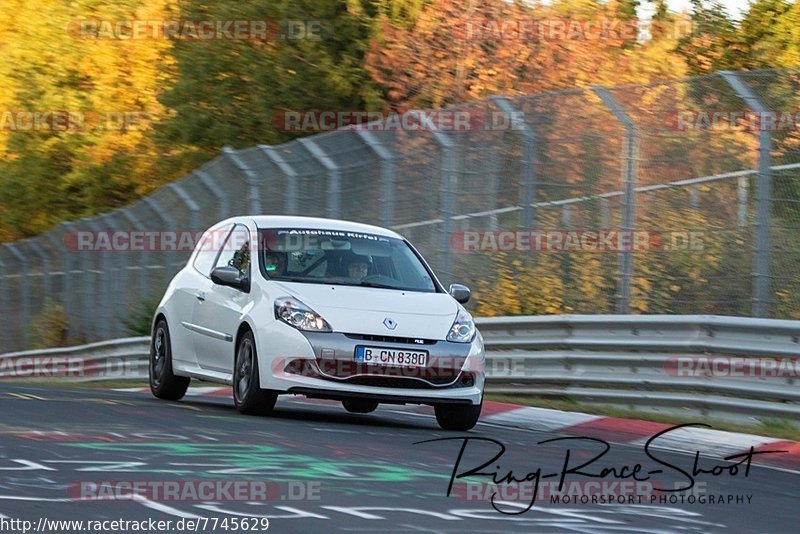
259,145,299,216
592,87,638,314
3,243,30,347
356,130,396,227
223,146,262,214
491,96,536,230
298,138,340,218
720,71,772,317
194,169,229,221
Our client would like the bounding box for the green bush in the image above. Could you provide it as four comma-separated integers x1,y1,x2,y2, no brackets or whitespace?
29,300,70,349
122,298,160,336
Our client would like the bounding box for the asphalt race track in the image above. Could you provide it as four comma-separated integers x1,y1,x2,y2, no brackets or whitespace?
0,383,796,533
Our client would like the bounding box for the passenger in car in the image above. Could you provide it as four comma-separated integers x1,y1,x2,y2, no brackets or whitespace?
264,251,287,276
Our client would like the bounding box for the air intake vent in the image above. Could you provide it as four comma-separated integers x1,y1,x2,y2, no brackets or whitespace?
344,333,436,345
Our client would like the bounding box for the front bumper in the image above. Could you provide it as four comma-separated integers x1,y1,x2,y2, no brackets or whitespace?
256,323,485,405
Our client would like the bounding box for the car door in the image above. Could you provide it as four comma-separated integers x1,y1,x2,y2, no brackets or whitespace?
192,223,252,373
171,223,232,367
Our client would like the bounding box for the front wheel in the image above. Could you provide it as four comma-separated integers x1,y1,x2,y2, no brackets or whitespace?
233,330,278,415
434,401,482,431
150,319,190,400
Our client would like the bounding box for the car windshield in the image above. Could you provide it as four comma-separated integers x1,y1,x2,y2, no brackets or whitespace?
258,228,437,292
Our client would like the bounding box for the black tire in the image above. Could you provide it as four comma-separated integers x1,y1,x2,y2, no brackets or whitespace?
342,399,379,414
233,329,278,415
149,319,190,400
434,400,482,431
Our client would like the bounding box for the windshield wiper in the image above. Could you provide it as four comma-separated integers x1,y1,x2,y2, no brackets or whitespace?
356,281,404,290
271,276,337,284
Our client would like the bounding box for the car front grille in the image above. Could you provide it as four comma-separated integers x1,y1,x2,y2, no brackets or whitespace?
282,358,475,389
344,333,437,345
339,373,474,389
341,375,445,388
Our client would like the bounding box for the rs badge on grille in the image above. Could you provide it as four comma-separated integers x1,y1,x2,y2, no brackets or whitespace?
383,317,397,330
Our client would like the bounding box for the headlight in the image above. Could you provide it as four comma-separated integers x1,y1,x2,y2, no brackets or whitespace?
274,297,332,332
446,307,476,343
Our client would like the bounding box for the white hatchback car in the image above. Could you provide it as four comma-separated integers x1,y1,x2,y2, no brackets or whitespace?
150,216,485,430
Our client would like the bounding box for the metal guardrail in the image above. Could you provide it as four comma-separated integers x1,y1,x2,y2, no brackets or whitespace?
2,315,798,422
479,315,800,422
0,337,149,381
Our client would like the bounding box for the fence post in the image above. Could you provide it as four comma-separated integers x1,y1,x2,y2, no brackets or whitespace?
720,71,772,317
169,182,201,230
561,204,572,228
101,212,128,339
82,218,114,340
46,229,70,322
223,146,262,214
117,209,147,303
63,221,91,342
0,249,7,350
142,197,176,293
299,138,340,219
689,185,700,209
3,243,29,347
437,136,456,280
600,197,611,228
356,130,395,227
194,169,229,221
737,175,748,227
28,241,51,303
405,111,457,280
491,96,536,230
259,145,299,216
593,86,638,314
27,240,54,345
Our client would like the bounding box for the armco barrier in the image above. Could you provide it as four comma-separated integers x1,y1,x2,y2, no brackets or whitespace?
0,337,149,381
2,315,798,422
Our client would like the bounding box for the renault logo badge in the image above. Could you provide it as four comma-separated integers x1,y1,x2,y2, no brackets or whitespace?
383,317,397,330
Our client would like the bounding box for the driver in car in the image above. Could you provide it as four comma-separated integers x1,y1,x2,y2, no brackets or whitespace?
345,255,370,281
264,251,287,276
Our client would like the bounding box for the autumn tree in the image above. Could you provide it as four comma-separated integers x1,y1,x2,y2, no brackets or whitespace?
0,0,174,239
674,0,739,74
155,0,387,178
366,0,690,112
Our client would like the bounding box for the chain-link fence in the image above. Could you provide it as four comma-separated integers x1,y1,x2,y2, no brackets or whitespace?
2,68,800,352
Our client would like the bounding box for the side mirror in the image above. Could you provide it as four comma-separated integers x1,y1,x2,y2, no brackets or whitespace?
211,266,245,289
449,283,471,304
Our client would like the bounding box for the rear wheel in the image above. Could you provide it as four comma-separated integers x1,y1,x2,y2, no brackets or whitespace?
149,319,190,400
342,399,379,414
233,330,278,415
434,400,482,431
